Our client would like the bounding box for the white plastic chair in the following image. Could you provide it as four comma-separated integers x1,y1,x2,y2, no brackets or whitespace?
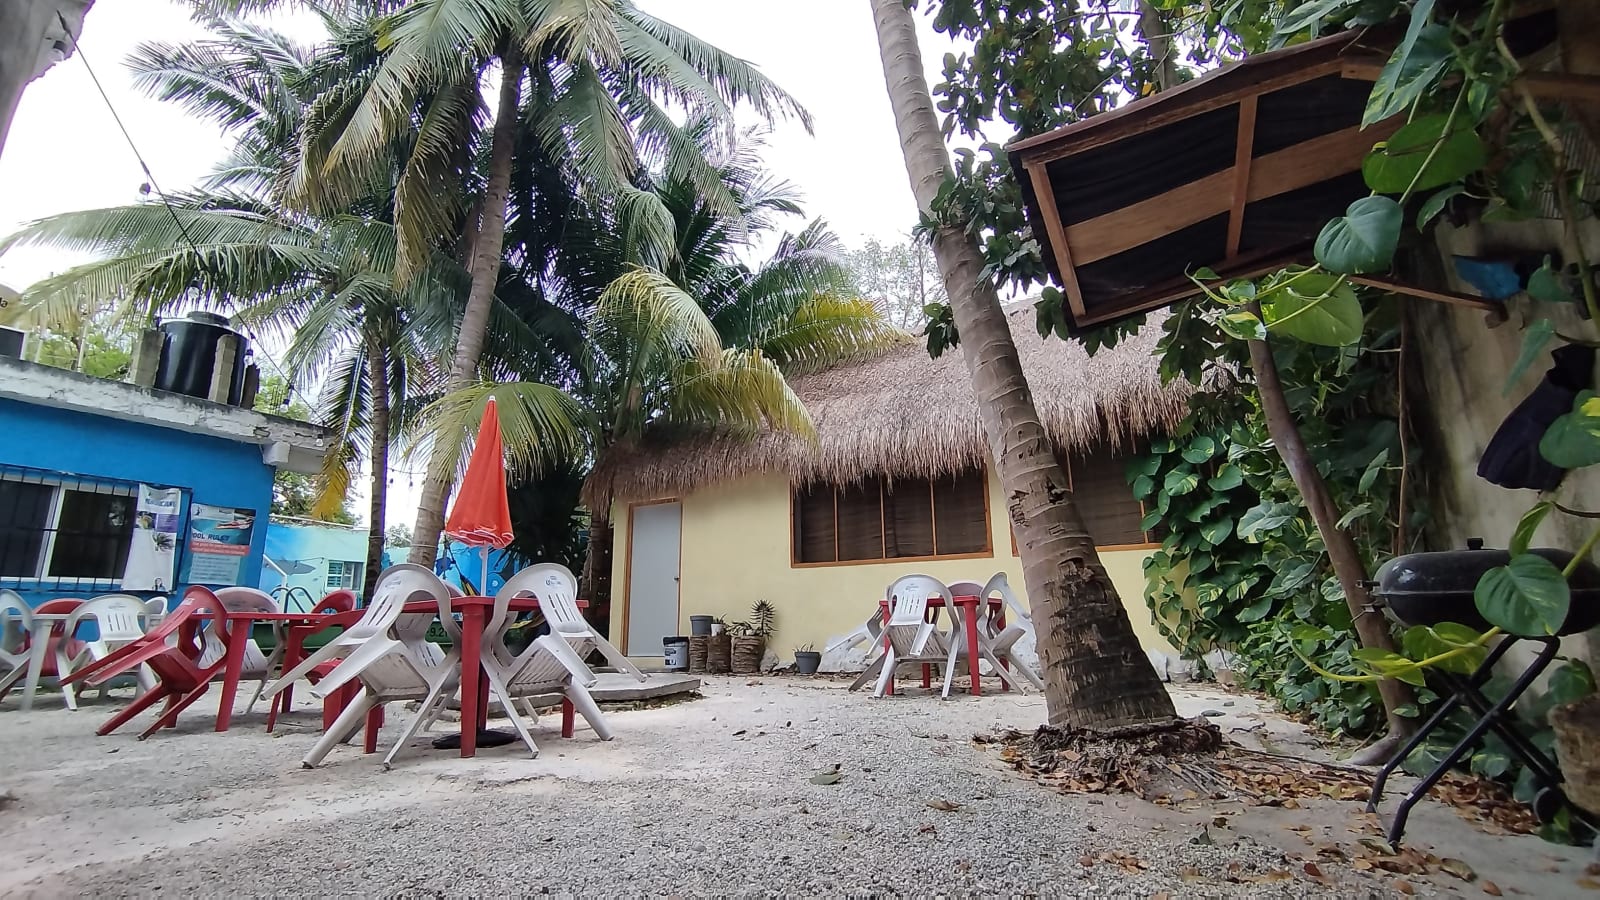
0,590,38,710
475,584,613,758
494,563,647,682
59,594,155,707
941,573,1044,699
274,565,459,767
203,586,280,713
143,596,168,630
833,610,886,691
873,575,954,698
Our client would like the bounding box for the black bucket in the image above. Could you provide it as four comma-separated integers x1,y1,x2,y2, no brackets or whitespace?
689,615,714,636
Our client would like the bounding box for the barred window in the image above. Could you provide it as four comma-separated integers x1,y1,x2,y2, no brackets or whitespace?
325,559,362,591
792,469,990,565
1,468,137,590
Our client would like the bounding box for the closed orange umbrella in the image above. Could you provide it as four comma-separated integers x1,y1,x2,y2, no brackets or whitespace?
445,397,514,592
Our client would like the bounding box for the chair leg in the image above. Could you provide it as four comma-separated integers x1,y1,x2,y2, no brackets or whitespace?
383,695,445,767
848,655,885,692
364,703,384,754
479,667,540,758
941,651,962,700
561,698,575,738
304,692,376,768
872,649,898,698
139,683,211,739
97,685,170,736
56,648,79,711
566,683,613,741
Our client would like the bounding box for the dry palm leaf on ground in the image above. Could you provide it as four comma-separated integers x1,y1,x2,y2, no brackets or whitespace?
975,719,1537,834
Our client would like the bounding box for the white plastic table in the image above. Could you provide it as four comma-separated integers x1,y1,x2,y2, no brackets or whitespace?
16,611,73,712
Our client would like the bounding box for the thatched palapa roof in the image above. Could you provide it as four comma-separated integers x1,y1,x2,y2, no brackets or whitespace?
598,307,1190,503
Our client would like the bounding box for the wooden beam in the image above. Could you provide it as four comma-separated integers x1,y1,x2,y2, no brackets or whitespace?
1069,253,1297,330
1025,160,1088,320
1226,95,1258,259
1061,119,1401,266
1014,58,1348,164
1348,275,1500,311
1342,59,1600,103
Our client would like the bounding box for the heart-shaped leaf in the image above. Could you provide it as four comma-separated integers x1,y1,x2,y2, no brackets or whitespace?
1363,114,1489,194
1182,436,1218,464
1315,197,1403,275
1364,3,1451,127
1263,273,1365,345
1401,622,1487,674
1164,467,1200,496
1208,465,1244,491
1237,502,1299,542
1510,501,1555,557
1475,554,1570,635
1218,310,1267,341
1199,516,1234,546
1417,184,1466,231
1539,390,1600,469
1527,257,1571,304
1503,319,1556,396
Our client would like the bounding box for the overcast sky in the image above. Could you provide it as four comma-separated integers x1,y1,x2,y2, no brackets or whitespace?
0,0,962,529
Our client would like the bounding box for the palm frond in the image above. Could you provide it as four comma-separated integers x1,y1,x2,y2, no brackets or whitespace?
525,0,624,67
410,380,592,483
663,348,815,438
595,266,721,365
756,295,906,377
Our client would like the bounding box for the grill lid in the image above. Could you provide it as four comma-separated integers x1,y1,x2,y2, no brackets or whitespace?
1373,539,1600,599
1371,539,1600,634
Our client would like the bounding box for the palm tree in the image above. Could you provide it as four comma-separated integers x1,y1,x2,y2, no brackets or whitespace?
284,0,811,566
425,134,899,608
868,0,1176,730
0,13,585,598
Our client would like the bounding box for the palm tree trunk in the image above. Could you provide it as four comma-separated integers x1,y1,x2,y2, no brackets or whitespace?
410,45,525,567
1246,330,1415,761
1135,0,1180,92
870,0,1175,729
579,463,616,629
363,334,390,601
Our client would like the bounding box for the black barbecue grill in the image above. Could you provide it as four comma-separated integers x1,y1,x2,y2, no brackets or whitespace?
1363,539,1600,844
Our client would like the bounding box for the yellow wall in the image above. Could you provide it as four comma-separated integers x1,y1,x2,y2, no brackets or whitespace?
608,469,1179,664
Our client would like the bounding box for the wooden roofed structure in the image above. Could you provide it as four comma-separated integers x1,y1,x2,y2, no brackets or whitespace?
1008,16,1585,333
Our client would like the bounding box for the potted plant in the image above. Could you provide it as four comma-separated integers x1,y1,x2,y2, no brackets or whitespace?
794,643,821,675
730,600,774,674
706,616,733,673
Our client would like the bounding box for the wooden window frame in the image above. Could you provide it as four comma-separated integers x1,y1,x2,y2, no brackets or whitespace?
789,470,994,569
1006,447,1161,556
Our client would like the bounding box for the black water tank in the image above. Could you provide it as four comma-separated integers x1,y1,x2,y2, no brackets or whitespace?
154,311,250,405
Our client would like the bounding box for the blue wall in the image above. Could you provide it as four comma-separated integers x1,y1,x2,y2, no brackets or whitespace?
259,520,370,609
0,398,276,607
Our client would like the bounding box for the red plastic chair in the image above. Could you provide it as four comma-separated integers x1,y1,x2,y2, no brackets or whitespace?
266,590,365,733
62,587,238,739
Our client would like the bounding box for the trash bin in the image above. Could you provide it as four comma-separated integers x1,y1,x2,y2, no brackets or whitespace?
663,636,690,671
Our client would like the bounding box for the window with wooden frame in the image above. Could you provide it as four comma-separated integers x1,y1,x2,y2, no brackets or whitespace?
1009,441,1156,553
792,469,991,565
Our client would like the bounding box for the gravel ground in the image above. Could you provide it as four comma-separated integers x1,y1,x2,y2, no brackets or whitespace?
0,677,1591,897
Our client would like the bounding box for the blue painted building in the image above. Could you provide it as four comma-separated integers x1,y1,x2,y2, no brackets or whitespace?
0,356,332,608
259,518,371,610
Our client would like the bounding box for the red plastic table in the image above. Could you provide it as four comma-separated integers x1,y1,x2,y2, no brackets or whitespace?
198,610,349,732
877,594,1007,696
419,595,584,759
267,606,368,734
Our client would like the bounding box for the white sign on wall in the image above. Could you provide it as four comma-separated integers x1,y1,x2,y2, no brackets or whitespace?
121,485,182,592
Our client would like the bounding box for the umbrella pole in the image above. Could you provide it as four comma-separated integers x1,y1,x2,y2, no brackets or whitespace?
482,545,490,596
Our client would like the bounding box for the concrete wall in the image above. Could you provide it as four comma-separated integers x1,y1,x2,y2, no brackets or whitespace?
1413,221,1600,666
607,469,1179,669
0,397,275,606
0,0,91,160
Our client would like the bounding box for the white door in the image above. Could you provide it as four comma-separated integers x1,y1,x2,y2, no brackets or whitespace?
626,501,681,656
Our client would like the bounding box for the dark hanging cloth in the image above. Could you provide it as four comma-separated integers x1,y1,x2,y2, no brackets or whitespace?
1478,344,1596,491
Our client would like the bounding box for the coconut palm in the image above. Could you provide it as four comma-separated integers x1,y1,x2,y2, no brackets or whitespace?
0,13,585,598
279,0,810,566
424,132,900,608
868,0,1176,729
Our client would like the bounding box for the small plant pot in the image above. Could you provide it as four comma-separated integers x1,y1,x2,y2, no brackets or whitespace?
794,651,822,675
1551,694,1600,816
